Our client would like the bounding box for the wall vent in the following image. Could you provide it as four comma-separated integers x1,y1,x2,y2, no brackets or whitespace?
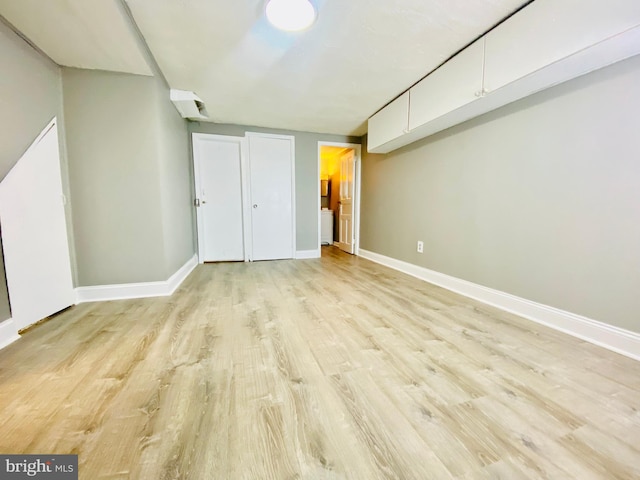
170,89,208,120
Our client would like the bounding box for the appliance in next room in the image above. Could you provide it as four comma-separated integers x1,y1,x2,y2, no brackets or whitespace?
321,209,333,245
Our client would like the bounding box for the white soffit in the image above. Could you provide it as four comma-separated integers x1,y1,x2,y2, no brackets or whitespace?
126,0,528,135
0,0,152,76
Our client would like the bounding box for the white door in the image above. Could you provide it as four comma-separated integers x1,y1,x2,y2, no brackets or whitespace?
193,135,246,262
248,133,295,261
338,149,355,254
0,119,75,331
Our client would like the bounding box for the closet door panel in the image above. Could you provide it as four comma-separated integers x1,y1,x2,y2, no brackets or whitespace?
248,134,295,261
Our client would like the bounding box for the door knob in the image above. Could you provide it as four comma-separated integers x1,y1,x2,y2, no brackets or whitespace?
253,204,258,208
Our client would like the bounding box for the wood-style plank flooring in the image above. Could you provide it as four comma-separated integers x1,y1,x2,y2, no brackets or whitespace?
0,247,639,479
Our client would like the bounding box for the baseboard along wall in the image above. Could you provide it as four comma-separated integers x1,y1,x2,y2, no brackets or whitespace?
0,319,21,350
75,254,198,303
358,249,640,361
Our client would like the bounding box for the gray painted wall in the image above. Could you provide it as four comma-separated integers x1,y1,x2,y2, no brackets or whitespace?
0,22,61,177
0,21,66,321
361,55,640,333
0,236,10,321
189,122,360,251
155,81,196,274
63,68,170,285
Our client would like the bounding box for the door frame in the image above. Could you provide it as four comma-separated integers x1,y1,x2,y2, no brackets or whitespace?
317,141,362,256
192,133,251,263
246,132,296,260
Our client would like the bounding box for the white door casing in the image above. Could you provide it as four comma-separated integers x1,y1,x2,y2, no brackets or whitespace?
337,149,356,254
247,133,295,261
192,134,246,262
316,142,361,256
0,119,75,331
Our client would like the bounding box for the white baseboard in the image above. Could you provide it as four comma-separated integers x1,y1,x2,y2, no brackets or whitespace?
0,319,20,350
359,249,640,361
296,249,321,259
76,254,198,303
166,254,199,295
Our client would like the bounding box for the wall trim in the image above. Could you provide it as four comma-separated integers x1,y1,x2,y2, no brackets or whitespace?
166,254,199,295
0,319,20,350
76,254,198,303
359,249,640,361
296,249,321,260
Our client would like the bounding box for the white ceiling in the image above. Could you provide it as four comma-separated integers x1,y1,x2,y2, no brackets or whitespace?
0,0,152,75
1,0,529,136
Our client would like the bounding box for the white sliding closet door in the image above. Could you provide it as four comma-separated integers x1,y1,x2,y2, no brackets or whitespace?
0,119,75,331
247,133,295,261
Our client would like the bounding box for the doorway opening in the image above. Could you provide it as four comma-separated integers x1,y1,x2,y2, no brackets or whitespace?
317,142,361,256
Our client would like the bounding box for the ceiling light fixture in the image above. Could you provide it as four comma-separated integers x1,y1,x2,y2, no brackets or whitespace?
266,0,317,32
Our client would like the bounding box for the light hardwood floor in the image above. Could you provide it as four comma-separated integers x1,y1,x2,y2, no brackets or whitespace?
0,247,639,479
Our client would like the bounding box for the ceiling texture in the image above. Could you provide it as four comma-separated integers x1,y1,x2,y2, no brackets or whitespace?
0,0,529,136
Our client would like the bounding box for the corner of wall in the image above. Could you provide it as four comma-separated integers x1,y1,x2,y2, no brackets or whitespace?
154,78,196,277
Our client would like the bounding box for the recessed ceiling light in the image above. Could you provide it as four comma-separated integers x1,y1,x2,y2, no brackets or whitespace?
266,0,317,32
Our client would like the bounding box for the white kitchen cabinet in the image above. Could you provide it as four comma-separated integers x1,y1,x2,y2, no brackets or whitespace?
367,91,409,153
484,0,640,93
409,38,485,131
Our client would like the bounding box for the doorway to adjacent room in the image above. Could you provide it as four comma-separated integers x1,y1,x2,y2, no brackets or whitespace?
317,142,361,256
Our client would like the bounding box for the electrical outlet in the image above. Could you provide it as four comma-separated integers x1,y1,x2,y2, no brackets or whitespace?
417,241,424,253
